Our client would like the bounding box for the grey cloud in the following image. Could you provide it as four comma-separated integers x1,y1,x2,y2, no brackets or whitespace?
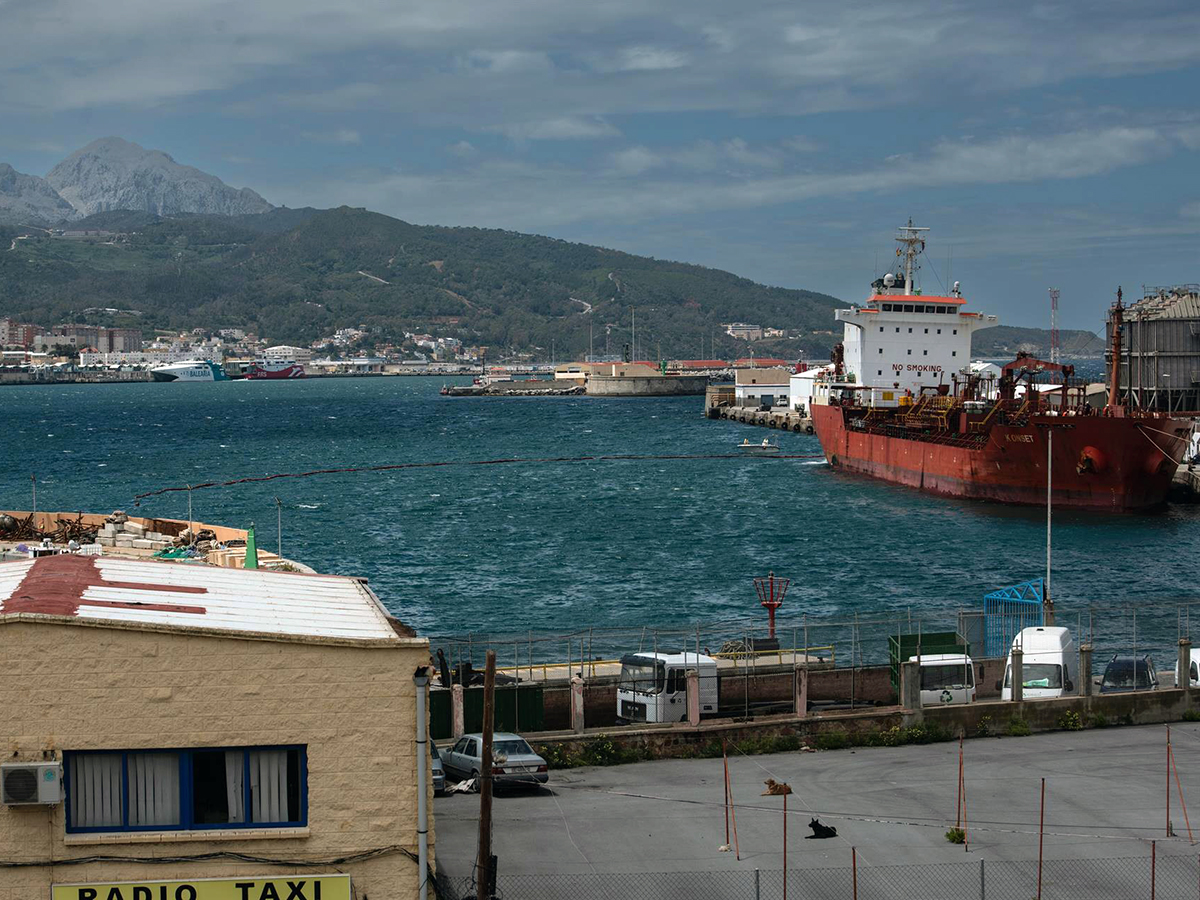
3,0,1199,125
266,123,1188,234
488,117,621,141
302,128,362,144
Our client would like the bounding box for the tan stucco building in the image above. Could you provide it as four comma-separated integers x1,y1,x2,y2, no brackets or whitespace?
0,554,433,900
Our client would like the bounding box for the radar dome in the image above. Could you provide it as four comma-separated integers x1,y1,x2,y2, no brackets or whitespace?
883,273,896,287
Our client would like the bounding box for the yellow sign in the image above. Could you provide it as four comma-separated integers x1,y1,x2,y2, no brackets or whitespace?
52,875,351,900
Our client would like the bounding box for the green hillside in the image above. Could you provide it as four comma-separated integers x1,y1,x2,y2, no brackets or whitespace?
972,324,1105,359
0,207,845,358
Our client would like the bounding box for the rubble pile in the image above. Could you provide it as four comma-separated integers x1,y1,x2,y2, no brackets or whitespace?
0,512,98,544
96,510,174,552
172,527,217,552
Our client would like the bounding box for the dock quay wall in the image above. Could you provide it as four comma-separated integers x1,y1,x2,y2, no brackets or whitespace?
535,657,1007,731
0,370,152,386
530,684,1198,763
704,386,813,432
709,403,814,433
587,374,708,396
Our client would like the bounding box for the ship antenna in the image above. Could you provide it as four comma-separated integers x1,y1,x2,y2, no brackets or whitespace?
895,219,930,296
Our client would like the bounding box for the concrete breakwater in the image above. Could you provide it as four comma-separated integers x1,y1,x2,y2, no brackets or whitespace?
0,369,152,386
442,381,584,396
587,373,708,396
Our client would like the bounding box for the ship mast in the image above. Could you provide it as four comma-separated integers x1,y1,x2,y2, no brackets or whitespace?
895,219,929,296
1106,287,1124,415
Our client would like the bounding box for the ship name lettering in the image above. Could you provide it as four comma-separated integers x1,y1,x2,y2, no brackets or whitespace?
1005,434,1034,443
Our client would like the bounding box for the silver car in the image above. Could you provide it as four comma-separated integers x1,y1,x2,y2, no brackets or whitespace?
441,732,549,789
431,742,445,794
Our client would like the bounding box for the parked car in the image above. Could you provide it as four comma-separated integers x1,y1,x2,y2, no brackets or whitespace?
431,742,445,794
1100,654,1158,694
441,732,549,789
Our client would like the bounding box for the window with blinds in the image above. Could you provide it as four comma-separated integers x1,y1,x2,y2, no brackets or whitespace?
64,747,305,833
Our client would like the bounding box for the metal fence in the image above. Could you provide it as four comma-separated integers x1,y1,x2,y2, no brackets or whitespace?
437,852,1200,900
430,594,1200,686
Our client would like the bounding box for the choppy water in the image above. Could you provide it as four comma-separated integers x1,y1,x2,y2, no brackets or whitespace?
2,377,1197,661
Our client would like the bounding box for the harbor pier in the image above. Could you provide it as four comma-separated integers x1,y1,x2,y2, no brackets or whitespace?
704,383,814,433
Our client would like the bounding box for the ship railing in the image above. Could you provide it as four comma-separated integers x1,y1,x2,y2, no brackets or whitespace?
968,399,1005,433
857,421,990,450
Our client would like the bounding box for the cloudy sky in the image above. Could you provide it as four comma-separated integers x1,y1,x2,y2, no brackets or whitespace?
2,0,1198,331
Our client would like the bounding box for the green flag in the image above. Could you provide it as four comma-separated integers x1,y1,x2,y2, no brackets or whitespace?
245,522,258,569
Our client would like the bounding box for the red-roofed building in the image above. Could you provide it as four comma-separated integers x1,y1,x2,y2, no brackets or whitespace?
733,357,792,368
0,553,433,900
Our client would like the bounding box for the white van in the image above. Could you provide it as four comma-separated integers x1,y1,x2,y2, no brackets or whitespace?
909,653,976,706
1177,649,1200,688
616,652,719,723
1001,626,1074,700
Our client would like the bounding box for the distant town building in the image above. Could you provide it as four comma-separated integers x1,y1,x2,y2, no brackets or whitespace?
0,318,38,349
733,357,792,368
262,345,313,364
27,324,143,354
723,322,764,341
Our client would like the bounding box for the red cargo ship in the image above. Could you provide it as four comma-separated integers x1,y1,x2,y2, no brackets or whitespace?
810,223,1192,511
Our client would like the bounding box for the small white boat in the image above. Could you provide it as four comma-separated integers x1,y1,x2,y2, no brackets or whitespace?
738,437,781,456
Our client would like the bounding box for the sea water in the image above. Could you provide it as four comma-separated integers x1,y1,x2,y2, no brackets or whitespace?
2,377,1196,660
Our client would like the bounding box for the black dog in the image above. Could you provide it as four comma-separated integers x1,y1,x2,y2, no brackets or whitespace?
804,817,838,839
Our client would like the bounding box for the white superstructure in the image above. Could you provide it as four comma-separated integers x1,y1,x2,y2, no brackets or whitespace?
149,359,228,382
833,222,998,402
790,363,834,414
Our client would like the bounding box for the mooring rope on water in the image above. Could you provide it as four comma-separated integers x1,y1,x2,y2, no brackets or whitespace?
132,453,827,503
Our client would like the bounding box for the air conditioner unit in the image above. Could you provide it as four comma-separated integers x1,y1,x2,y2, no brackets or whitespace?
1,762,63,805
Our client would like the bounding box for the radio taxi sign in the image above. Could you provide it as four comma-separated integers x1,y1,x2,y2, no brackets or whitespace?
51,875,351,900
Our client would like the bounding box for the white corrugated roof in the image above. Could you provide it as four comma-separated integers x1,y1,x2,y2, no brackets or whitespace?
0,555,405,644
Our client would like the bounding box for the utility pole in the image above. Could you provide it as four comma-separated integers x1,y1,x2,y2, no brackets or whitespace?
632,307,637,362
1045,429,1054,626
275,497,282,559
476,650,497,900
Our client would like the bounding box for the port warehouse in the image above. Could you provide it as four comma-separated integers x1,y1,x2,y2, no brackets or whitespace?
1108,285,1200,412
425,584,1200,746
0,555,432,900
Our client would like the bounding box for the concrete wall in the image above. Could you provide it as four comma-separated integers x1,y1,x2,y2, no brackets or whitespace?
919,686,1195,735
0,619,432,900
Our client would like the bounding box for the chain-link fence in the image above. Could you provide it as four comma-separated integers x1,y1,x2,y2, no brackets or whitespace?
437,852,1200,900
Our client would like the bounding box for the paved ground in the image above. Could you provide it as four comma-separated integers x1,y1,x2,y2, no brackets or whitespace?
434,722,1200,878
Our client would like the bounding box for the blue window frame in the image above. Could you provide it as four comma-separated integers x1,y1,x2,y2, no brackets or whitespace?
63,746,307,834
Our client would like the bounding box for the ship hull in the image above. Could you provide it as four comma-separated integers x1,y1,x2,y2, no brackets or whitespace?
812,404,1191,511
245,363,306,380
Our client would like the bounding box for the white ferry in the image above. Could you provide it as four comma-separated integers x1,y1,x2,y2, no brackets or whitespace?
149,360,229,382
